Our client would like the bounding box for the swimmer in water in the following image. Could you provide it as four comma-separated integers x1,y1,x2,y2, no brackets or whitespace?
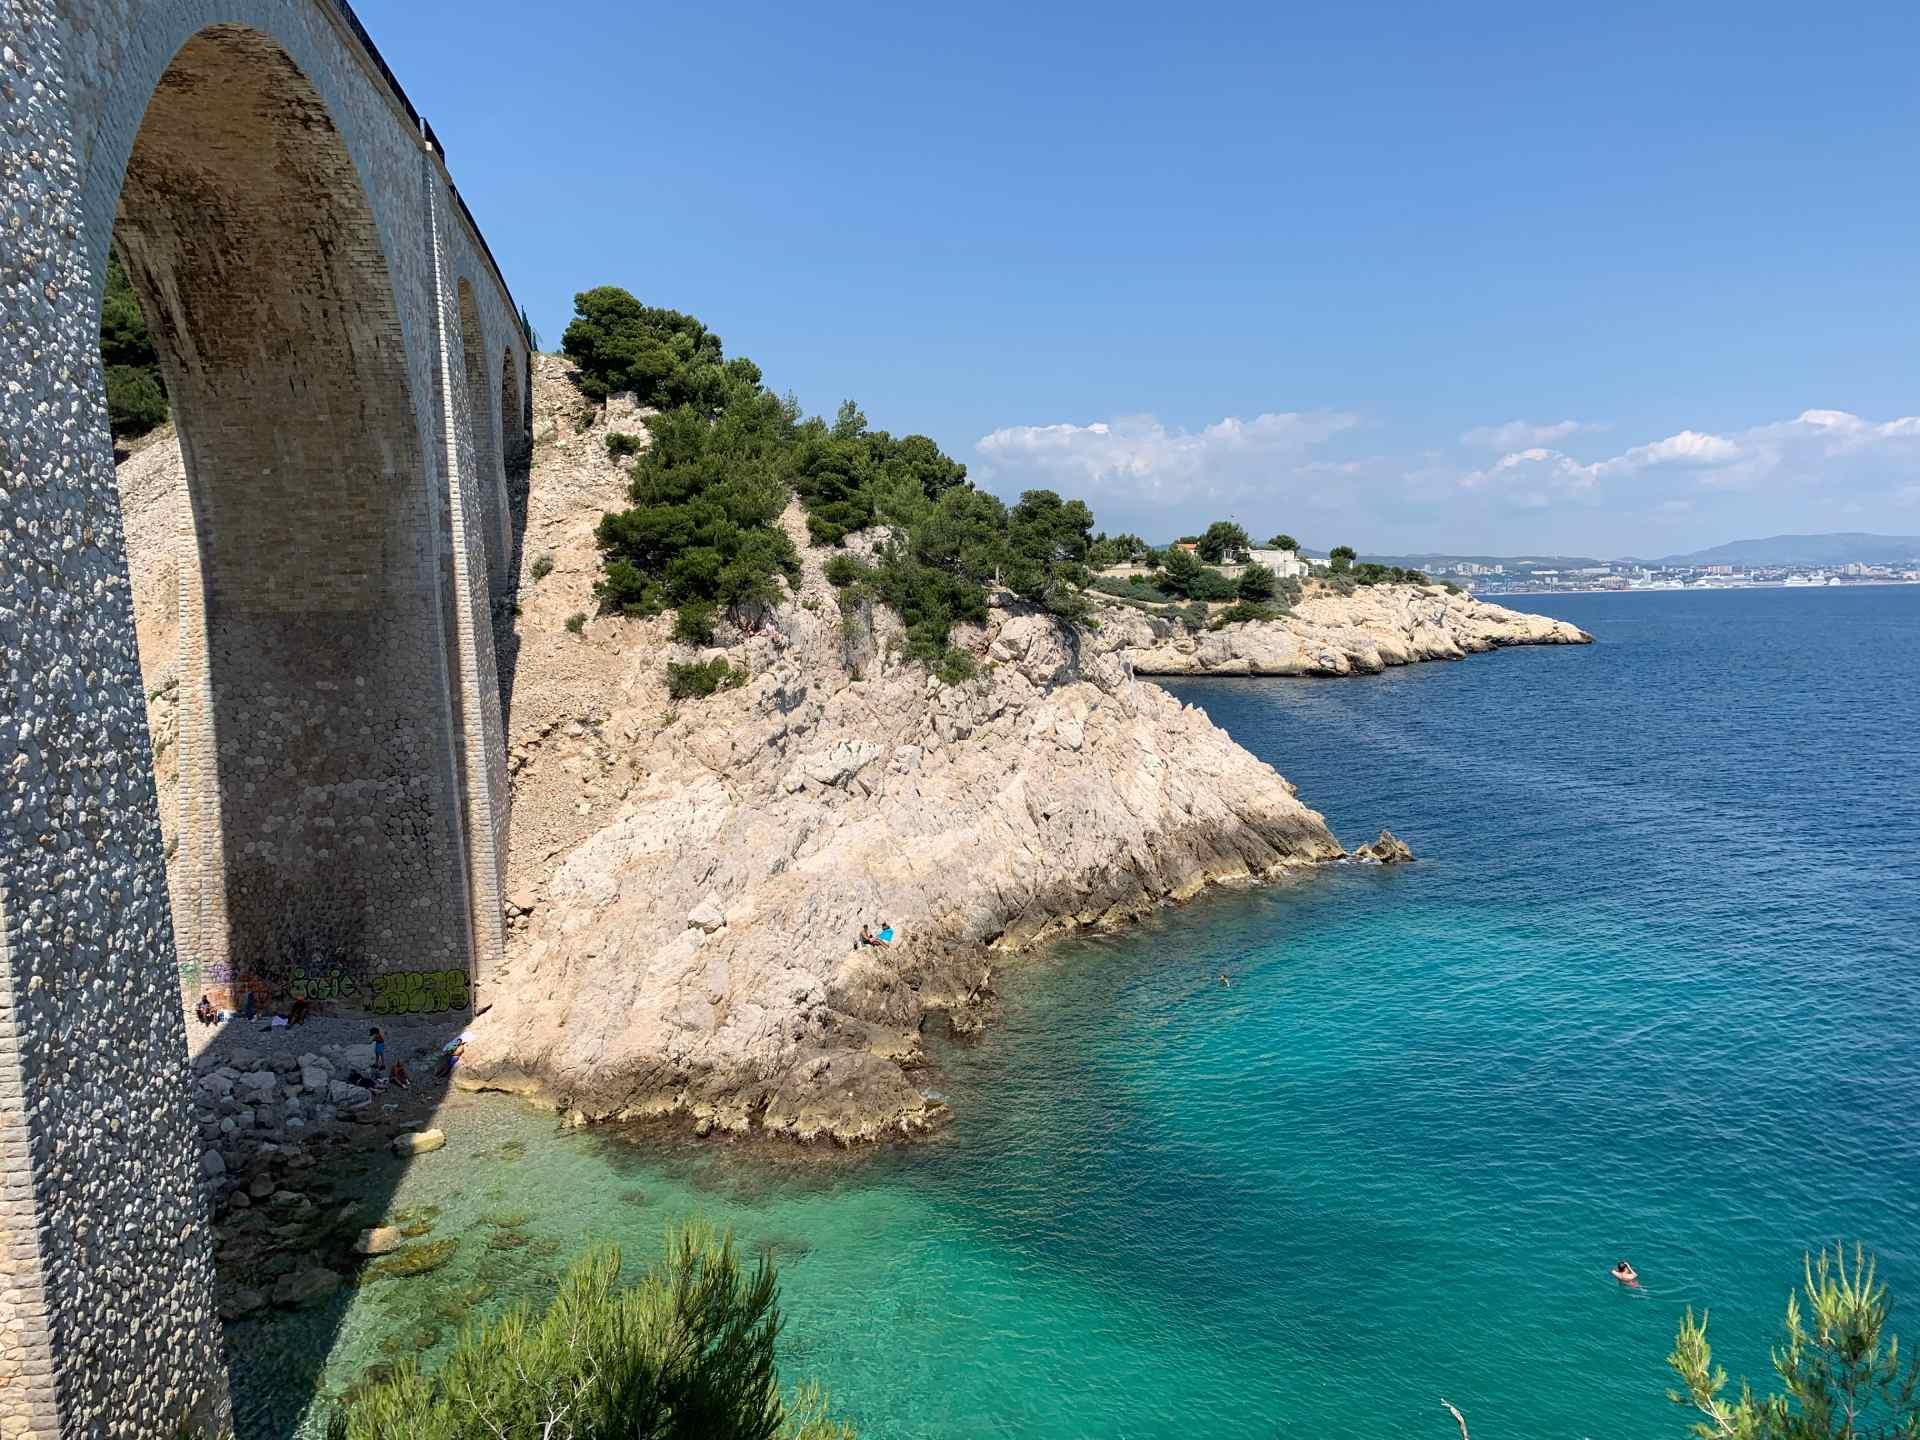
1611,1260,1639,1286
1219,970,1231,987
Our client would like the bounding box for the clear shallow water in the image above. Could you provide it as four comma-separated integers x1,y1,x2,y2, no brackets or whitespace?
251,586,1920,1440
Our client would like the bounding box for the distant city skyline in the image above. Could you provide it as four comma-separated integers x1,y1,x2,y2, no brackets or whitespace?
371,0,1920,555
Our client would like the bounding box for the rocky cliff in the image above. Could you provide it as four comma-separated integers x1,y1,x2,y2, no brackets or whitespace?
466,370,1344,1138
1108,584,1590,676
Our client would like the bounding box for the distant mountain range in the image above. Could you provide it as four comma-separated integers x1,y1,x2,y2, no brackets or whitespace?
1651,533,1920,566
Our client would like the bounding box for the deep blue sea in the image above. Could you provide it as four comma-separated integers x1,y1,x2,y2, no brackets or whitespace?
255,585,1920,1440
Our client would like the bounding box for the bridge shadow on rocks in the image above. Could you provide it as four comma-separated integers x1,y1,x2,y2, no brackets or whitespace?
491,431,536,737
184,1002,477,1437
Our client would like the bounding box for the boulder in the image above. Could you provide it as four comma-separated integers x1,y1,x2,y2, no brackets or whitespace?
391,1129,446,1156
687,896,726,933
199,1149,226,1179
300,1065,328,1094
217,1285,266,1320
1353,829,1415,865
328,1080,372,1109
269,1267,340,1309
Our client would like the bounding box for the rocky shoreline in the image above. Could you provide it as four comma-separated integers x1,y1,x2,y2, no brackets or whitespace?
1107,583,1592,677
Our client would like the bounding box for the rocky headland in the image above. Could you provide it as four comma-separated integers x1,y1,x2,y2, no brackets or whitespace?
1106,584,1591,677
117,356,1585,1147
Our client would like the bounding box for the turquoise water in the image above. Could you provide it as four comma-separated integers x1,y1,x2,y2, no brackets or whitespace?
247,585,1920,1439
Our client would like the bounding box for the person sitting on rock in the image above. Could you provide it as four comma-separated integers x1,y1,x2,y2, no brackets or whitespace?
390,1061,411,1090
241,990,256,1022
859,925,881,948
194,994,216,1025
434,1040,465,1080
877,921,896,946
288,997,310,1026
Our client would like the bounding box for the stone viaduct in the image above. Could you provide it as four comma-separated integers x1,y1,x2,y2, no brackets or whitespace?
1,1,529,1432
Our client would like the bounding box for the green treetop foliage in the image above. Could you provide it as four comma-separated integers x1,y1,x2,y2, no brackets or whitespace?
1266,533,1299,553
330,1229,853,1440
562,287,760,409
575,290,1096,679
1087,531,1153,568
101,247,168,440
1348,561,1432,587
593,380,801,616
1196,521,1252,564
1154,547,1236,602
1328,543,1358,574
1668,1244,1920,1440
1003,489,1096,621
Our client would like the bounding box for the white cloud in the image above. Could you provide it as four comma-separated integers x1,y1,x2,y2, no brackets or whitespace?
1460,418,1599,450
974,409,1361,509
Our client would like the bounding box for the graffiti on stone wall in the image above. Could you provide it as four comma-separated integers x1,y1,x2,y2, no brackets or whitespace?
366,968,470,1015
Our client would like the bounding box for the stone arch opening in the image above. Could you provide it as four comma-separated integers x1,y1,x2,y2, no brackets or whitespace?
107,24,475,1004
457,277,510,592
501,345,528,475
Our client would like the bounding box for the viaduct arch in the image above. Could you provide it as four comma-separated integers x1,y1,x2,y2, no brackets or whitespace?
0,2,527,1433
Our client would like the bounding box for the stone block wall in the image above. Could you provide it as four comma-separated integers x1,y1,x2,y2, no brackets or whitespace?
0,0,528,1432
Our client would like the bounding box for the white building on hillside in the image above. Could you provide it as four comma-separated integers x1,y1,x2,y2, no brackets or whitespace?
1246,547,1310,579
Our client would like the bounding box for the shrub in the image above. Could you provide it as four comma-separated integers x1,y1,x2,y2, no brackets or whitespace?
606,431,643,458
934,647,977,685
822,554,868,589
565,612,586,635
529,554,555,583
1187,567,1238,602
1090,575,1172,604
1236,563,1277,602
667,658,745,699
328,1232,856,1440
1208,601,1279,628
1347,562,1431,587
1178,600,1210,629
673,601,717,645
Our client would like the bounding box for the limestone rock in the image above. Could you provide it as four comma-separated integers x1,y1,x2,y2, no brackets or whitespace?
1112,585,1591,677
391,1129,446,1155
1354,829,1416,865
459,500,1345,1144
199,1149,225,1179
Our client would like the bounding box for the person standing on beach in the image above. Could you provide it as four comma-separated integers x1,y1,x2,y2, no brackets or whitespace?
370,1025,386,1074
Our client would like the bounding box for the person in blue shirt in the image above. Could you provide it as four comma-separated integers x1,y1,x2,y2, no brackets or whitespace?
878,921,895,945
370,1026,386,1073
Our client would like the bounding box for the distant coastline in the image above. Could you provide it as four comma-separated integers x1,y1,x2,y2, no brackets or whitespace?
1479,579,1920,599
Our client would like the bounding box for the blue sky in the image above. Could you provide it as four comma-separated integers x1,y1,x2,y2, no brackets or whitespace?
369,0,1920,557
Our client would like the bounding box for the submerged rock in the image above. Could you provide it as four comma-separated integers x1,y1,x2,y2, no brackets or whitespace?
391,1129,446,1156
